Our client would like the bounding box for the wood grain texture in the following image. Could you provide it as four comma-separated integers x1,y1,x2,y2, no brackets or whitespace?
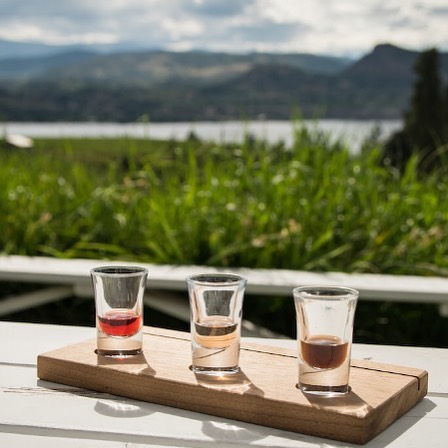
37,326,428,445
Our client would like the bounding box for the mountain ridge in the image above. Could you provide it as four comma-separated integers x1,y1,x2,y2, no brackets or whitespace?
1,42,447,121
0,45,351,83
0,38,157,59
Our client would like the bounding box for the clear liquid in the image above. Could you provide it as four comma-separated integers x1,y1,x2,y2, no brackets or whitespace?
195,318,238,347
192,316,240,373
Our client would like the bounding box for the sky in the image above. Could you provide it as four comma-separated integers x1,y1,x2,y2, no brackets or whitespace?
0,0,447,58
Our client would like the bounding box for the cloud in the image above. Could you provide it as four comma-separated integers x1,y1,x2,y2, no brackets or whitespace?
0,0,447,56
227,20,305,45
186,0,255,17
431,7,448,15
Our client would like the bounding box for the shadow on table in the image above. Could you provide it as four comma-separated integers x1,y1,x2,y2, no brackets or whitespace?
96,351,155,374
36,379,155,419
196,384,436,447
94,397,153,418
193,368,264,396
32,380,437,447
366,397,437,447
94,351,156,418
200,398,436,447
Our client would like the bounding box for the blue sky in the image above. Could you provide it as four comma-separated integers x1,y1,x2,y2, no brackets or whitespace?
0,0,447,57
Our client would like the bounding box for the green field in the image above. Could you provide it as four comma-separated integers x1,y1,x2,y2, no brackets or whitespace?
1,125,447,346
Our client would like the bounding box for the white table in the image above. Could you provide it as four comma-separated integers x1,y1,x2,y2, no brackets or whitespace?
1,322,447,447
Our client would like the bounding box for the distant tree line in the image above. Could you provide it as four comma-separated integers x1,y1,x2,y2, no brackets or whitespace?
383,48,448,171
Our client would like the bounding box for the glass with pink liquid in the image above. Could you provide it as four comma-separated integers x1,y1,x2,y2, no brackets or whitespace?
91,266,148,357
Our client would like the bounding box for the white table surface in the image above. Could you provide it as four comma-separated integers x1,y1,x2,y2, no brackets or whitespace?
0,321,447,447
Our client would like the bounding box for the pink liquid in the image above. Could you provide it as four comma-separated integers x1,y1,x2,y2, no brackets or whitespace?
98,310,141,337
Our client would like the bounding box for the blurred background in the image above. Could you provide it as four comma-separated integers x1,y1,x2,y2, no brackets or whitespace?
1,0,447,347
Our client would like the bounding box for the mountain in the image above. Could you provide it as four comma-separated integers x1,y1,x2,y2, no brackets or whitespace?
0,39,66,59
0,47,351,84
0,50,97,80
192,43,448,120
343,44,419,83
194,64,330,119
0,38,156,59
0,43,447,121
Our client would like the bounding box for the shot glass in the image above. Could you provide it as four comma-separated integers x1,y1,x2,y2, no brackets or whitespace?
91,266,148,357
186,273,247,375
293,285,358,396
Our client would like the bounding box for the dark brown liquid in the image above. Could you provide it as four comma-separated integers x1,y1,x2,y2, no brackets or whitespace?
301,335,348,369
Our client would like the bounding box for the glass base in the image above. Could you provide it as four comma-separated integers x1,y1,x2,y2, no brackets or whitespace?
298,382,351,396
96,327,142,358
190,365,240,376
95,348,142,357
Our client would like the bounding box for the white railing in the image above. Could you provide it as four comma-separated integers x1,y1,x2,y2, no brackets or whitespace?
0,255,447,322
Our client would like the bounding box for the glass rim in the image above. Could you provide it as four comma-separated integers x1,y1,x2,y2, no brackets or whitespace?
91,265,148,277
186,272,247,286
293,285,359,300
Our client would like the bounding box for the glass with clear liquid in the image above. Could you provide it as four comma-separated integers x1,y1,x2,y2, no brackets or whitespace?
186,273,247,375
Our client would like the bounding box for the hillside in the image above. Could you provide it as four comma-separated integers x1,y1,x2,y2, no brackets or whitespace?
0,43,447,121
0,47,350,83
343,44,418,82
0,50,97,79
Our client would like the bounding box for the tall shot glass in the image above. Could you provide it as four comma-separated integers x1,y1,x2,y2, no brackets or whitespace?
293,285,358,396
91,266,148,357
186,273,247,375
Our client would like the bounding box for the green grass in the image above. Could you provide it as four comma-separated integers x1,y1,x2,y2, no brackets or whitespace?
1,128,446,275
1,124,447,346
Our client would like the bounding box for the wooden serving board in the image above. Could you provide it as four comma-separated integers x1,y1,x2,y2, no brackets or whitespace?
37,326,428,445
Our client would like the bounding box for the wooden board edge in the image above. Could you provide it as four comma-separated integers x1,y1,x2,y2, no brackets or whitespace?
36,329,429,446
37,351,370,445
361,369,428,443
352,359,428,394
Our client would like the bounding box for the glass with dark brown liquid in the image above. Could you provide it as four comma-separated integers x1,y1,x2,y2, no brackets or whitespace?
298,334,351,395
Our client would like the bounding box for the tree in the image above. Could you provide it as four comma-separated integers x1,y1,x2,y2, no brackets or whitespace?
444,85,448,140
383,48,448,171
